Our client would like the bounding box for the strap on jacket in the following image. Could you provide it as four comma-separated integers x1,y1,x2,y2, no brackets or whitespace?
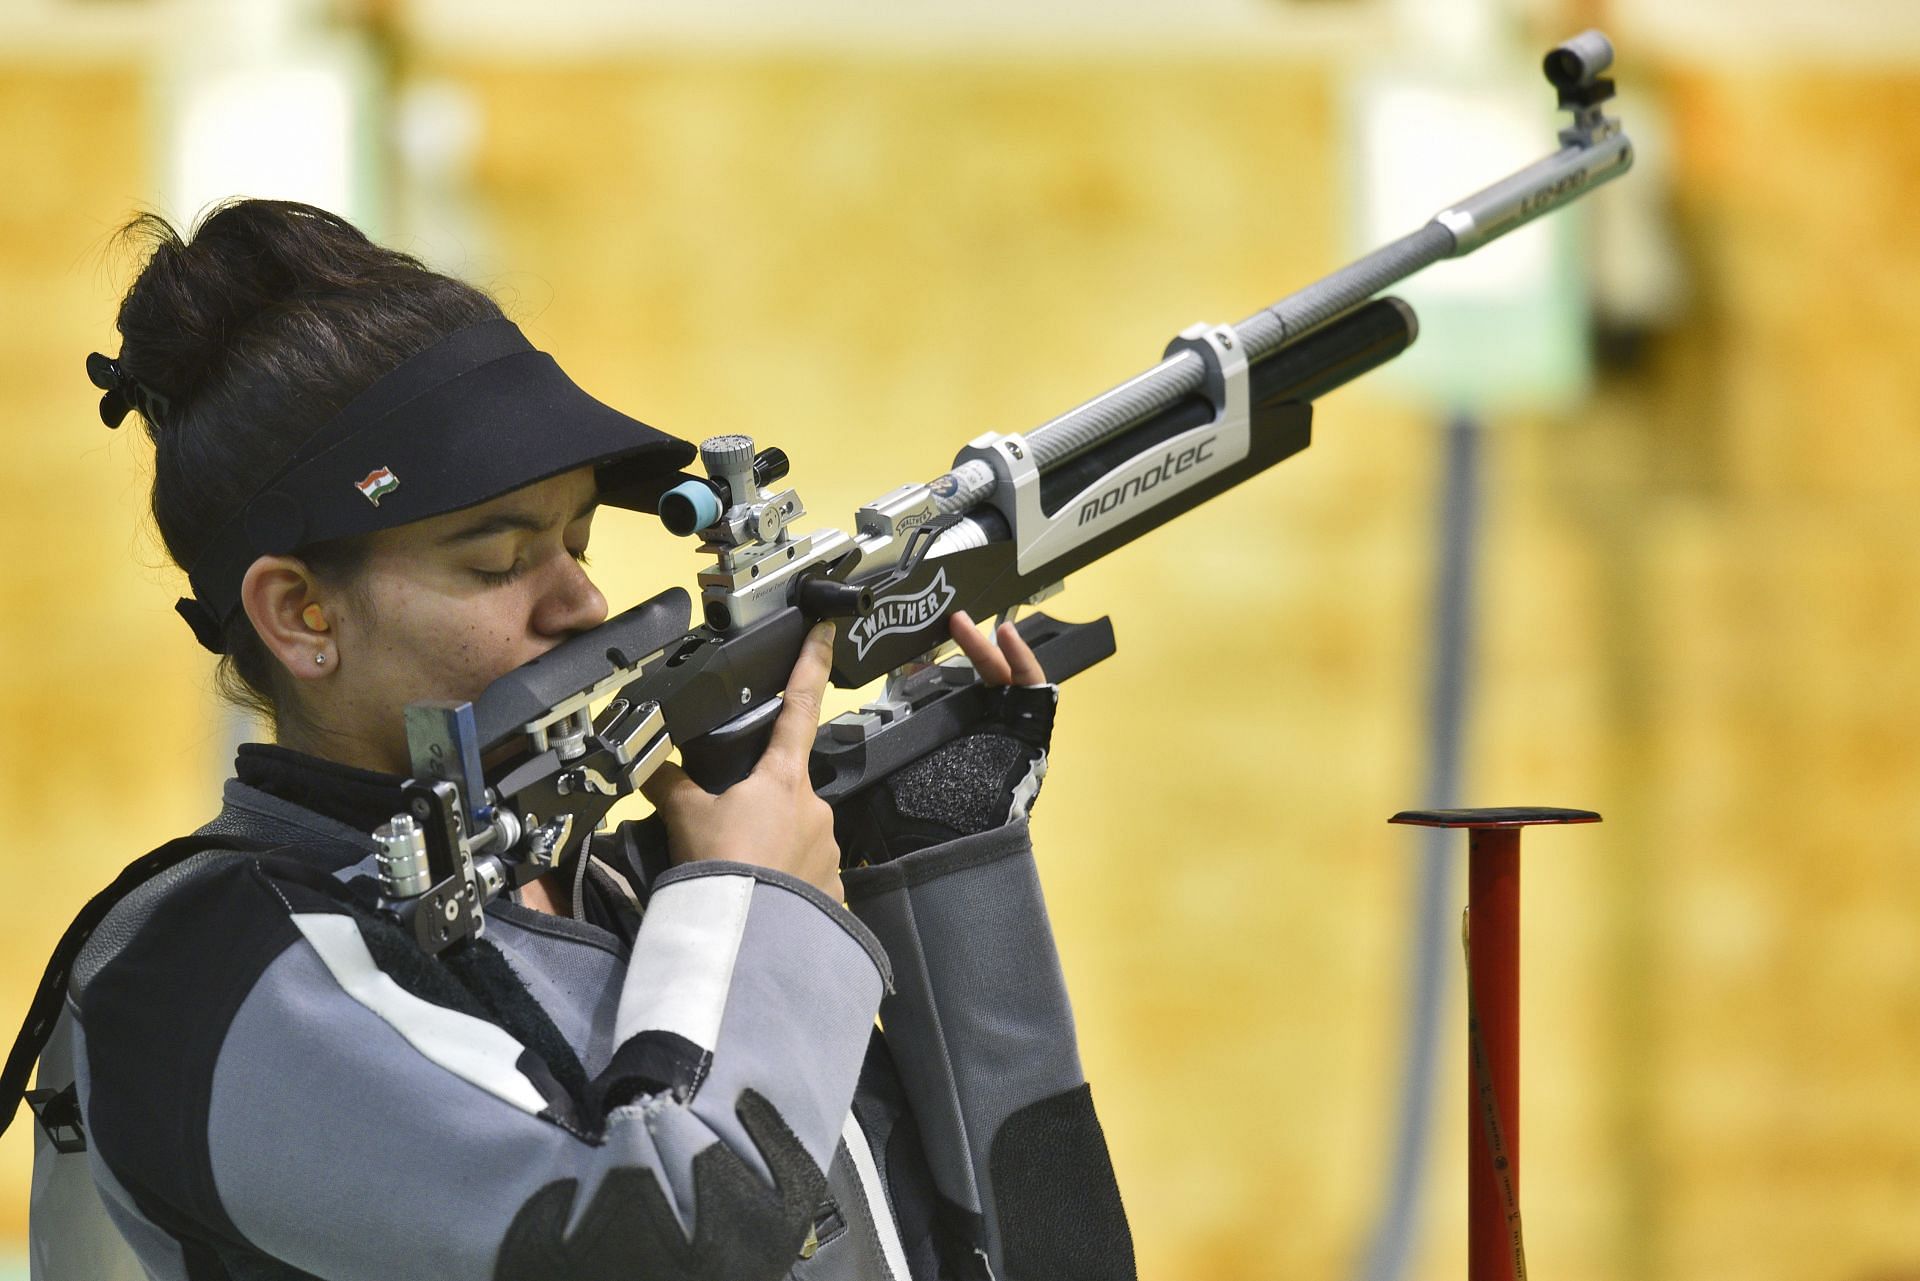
1,833,275,1145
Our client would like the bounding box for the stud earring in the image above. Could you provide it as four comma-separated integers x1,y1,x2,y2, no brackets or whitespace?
314,652,328,667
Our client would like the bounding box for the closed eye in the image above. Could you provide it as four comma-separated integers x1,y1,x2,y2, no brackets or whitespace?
474,562,526,586
475,544,588,587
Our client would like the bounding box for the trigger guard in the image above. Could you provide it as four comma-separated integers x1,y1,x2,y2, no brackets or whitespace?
680,696,785,793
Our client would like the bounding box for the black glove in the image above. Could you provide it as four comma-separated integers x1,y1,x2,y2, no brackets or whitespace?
834,683,1058,866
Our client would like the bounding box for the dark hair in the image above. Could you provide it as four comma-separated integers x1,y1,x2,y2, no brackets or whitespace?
112,199,503,727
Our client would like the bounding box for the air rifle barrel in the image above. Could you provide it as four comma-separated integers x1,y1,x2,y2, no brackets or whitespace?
926,34,1632,515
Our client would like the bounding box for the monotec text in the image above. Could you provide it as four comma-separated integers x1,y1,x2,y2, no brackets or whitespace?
1077,436,1218,526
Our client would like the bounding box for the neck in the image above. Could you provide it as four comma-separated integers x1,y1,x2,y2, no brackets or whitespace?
275,715,407,778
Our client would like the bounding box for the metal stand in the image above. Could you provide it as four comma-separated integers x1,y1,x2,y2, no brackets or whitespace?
1388,806,1601,1281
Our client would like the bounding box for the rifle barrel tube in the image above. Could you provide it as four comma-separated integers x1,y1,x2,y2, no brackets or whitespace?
1023,349,1207,473
1233,224,1455,361
927,115,1631,517
1433,133,1632,255
926,220,1453,518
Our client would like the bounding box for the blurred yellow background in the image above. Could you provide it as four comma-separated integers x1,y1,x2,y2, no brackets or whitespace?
2,1,1917,1279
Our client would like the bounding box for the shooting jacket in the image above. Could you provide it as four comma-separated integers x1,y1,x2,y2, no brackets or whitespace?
27,746,1134,1281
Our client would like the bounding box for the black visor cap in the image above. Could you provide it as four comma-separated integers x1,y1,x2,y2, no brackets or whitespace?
179,320,696,652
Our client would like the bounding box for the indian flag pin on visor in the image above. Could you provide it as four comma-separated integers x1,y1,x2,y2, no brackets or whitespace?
355,466,400,506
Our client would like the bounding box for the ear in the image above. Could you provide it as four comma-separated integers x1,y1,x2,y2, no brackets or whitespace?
240,555,332,682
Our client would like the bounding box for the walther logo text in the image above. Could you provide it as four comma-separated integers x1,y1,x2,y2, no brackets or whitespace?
847,568,958,660
1077,436,1217,526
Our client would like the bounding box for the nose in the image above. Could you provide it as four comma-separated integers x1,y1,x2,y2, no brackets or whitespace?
531,555,609,638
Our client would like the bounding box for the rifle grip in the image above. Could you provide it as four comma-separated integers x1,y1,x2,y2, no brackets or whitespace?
677,696,784,793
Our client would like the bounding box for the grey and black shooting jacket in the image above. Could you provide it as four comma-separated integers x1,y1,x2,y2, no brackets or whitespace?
27,746,1134,1280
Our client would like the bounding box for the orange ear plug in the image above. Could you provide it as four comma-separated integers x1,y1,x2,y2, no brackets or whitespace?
302,604,329,633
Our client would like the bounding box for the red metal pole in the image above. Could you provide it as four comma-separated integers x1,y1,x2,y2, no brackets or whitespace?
1389,806,1598,1281
1467,826,1521,1281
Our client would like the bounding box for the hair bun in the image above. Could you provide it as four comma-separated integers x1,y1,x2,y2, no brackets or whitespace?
110,200,381,430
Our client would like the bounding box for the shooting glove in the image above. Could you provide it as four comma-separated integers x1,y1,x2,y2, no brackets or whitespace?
835,683,1058,866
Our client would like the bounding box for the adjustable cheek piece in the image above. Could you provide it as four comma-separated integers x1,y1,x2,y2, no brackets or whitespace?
371,613,686,955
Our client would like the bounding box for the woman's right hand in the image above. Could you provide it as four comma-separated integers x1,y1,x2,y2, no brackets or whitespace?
638,621,844,901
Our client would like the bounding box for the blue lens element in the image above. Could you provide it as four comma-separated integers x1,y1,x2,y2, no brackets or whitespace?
659,479,724,537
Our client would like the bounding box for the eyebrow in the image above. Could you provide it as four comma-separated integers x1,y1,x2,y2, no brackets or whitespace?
437,494,599,546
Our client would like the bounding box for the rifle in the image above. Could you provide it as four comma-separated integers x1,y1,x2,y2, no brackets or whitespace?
374,30,1633,953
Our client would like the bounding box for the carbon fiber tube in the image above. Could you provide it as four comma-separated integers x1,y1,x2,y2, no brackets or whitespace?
1233,224,1455,359
928,222,1457,517
1023,350,1208,473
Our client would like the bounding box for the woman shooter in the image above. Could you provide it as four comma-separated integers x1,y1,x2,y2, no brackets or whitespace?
20,200,1133,1281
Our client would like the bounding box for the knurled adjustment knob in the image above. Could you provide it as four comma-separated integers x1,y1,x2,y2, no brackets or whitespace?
374,813,432,899
699,434,756,477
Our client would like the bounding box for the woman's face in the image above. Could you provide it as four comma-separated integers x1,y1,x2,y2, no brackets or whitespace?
309,466,609,773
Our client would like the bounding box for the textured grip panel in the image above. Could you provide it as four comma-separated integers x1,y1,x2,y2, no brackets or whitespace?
988,1084,1135,1281
494,1089,828,1281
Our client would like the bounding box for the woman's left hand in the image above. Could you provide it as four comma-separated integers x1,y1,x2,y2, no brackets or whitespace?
945,609,1047,687
832,610,1058,866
